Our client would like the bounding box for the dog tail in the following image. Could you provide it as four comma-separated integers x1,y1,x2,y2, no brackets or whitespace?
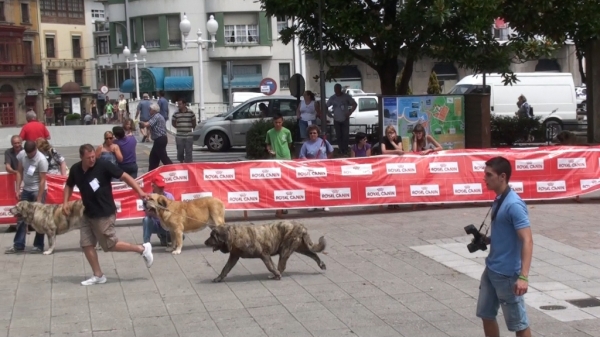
303,233,326,253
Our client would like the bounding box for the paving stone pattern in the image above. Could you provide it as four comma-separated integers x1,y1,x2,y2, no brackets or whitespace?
1,202,600,337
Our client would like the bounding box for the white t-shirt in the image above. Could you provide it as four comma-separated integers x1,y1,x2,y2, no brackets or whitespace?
17,150,48,192
300,100,317,121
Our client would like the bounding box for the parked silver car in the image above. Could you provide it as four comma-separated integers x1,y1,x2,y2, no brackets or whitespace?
191,95,329,152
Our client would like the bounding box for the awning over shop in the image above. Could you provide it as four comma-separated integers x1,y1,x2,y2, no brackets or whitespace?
119,67,165,93
222,74,262,89
164,76,194,91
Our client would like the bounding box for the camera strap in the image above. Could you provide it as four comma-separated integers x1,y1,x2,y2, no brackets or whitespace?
491,186,511,222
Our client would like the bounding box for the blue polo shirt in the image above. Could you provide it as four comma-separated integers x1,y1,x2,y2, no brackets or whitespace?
486,190,530,276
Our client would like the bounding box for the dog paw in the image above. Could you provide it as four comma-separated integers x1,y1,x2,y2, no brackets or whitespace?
42,251,52,255
268,274,282,280
319,262,327,270
172,250,181,255
165,247,174,252
212,277,223,283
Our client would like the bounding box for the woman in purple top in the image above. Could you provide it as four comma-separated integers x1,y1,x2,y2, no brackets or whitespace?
351,132,371,157
112,126,138,178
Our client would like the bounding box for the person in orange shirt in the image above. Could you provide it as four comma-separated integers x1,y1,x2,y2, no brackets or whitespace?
20,110,50,142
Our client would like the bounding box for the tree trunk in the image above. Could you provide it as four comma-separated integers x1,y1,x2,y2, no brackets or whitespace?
397,54,415,95
587,39,600,143
576,47,586,83
375,57,399,95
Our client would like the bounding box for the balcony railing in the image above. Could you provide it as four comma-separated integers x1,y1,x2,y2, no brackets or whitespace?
0,63,43,76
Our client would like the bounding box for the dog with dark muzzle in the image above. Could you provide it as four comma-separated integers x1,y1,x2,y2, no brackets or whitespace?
204,220,327,282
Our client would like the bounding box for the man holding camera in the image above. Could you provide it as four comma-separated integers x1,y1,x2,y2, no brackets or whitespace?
477,156,533,337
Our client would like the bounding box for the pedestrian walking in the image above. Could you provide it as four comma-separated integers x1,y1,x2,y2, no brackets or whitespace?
63,144,153,285
136,93,152,142
20,110,50,142
139,103,173,171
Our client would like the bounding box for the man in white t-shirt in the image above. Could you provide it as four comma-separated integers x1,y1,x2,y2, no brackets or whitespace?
5,141,48,254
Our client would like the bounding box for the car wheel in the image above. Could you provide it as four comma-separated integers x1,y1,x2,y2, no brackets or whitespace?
544,119,563,139
205,131,230,152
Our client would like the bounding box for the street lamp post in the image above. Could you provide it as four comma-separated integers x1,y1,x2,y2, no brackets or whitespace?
123,45,147,100
179,14,219,120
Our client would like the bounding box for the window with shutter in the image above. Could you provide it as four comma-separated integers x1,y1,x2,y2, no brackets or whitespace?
143,17,160,49
167,15,181,47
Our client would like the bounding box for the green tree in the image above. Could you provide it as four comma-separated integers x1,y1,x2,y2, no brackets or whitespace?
260,0,553,95
427,71,442,95
501,0,600,83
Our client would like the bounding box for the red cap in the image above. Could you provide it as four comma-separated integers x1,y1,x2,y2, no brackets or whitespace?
152,176,166,188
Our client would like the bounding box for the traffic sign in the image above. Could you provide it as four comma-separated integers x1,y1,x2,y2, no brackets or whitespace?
260,78,278,96
100,86,109,94
289,74,306,98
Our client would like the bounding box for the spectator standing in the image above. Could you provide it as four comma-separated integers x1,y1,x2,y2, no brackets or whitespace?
142,176,174,246
265,113,293,217
96,131,123,181
20,110,50,142
118,94,128,122
326,83,357,155
351,132,372,157
35,138,67,175
136,93,152,142
123,118,135,137
158,91,169,121
44,104,53,125
172,100,197,163
105,101,114,123
296,91,320,140
299,125,332,213
63,144,153,285
5,141,48,254
113,126,138,178
91,100,99,125
4,135,22,233
139,103,173,171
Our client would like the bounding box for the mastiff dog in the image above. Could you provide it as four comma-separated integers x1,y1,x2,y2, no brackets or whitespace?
204,220,327,282
10,200,85,255
144,193,226,255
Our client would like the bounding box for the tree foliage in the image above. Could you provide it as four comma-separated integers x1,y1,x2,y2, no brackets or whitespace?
260,0,554,95
501,0,600,83
427,71,442,95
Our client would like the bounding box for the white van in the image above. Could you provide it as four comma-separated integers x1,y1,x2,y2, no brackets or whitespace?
449,72,579,132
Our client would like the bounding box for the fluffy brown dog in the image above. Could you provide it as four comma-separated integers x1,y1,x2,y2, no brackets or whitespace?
10,200,85,255
204,220,326,282
555,130,578,145
144,193,225,254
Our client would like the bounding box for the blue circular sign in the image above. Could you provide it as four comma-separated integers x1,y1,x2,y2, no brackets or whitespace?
260,78,278,96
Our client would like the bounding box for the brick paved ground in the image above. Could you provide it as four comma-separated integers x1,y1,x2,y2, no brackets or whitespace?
1,201,600,337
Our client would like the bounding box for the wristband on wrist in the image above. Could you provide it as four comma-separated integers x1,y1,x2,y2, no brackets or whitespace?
518,275,528,282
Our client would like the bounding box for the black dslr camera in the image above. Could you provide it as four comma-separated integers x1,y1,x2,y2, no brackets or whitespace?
464,224,487,253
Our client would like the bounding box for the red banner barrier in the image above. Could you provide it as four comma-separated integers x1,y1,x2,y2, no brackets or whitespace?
1,146,599,225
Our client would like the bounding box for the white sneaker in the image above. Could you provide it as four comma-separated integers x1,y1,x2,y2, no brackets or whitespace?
323,207,330,212
142,242,153,268
307,208,316,212
81,275,107,286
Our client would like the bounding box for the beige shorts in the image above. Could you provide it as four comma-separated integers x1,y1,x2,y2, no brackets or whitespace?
80,214,118,251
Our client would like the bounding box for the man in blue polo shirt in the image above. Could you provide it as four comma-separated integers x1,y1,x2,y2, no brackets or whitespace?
477,156,533,337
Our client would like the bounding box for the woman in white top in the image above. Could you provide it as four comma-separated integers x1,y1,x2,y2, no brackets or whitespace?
118,94,128,123
296,90,321,140
411,123,443,155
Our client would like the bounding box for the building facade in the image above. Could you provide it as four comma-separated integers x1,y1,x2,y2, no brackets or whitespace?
97,0,300,117
305,23,583,98
39,0,98,122
0,0,44,126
